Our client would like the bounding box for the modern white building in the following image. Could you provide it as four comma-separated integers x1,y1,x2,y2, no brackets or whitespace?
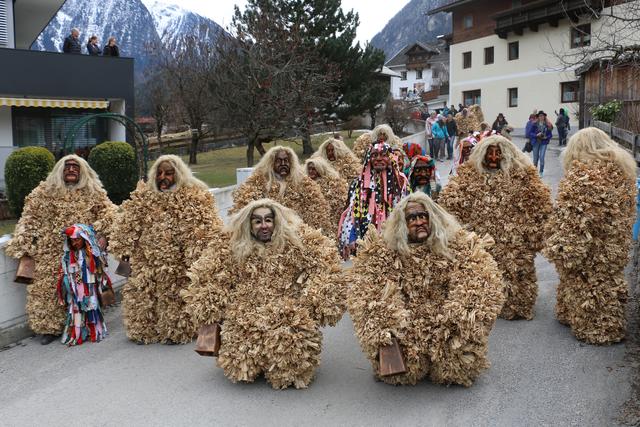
0,0,134,189
428,0,636,130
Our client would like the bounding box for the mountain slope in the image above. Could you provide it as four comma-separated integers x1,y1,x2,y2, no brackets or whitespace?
370,0,452,60
32,0,224,78
142,0,225,52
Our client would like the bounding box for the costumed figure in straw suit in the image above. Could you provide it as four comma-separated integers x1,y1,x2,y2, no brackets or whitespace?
304,157,348,233
110,155,223,344
182,199,346,389
311,137,361,182
544,127,637,345
439,135,552,320
230,146,332,236
348,193,504,386
6,155,116,345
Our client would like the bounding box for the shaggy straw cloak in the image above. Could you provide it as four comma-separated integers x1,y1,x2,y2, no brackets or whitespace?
328,155,361,183
543,160,636,344
439,163,552,320
353,132,373,163
109,182,223,343
230,173,333,236
6,185,116,335
315,174,348,232
454,105,483,137
348,227,504,386
182,225,346,389
311,138,362,183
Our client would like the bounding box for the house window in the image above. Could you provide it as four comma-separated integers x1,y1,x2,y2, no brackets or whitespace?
432,68,439,79
416,69,423,79
508,41,519,60
561,81,579,103
463,15,473,29
401,71,407,81
463,51,472,69
512,0,521,7
400,87,408,98
508,88,518,107
484,47,494,65
463,89,481,106
571,24,591,48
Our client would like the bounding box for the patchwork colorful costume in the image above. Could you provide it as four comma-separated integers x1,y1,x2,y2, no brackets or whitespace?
338,143,409,253
57,224,112,346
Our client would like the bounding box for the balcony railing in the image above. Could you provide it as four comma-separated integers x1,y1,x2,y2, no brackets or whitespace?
0,47,135,116
494,0,603,38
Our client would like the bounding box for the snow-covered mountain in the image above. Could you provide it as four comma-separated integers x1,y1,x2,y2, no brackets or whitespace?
32,0,224,78
142,0,224,52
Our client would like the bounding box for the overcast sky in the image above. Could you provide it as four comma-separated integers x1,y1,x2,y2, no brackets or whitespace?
171,1,412,45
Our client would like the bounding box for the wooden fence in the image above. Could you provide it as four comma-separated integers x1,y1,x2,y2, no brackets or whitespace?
592,120,640,162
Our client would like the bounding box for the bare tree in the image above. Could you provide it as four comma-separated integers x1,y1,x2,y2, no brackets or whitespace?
157,34,218,165
548,1,640,69
381,96,413,136
211,12,338,166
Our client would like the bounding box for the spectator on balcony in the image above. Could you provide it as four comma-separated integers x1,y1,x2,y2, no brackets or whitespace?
103,37,120,57
62,28,82,54
86,35,101,56
492,113,508,133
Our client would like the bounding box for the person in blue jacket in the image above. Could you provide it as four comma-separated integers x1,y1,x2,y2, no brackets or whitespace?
431,114,450,162
527,111,553,176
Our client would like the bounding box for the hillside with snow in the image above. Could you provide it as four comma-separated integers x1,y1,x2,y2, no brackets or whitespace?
32,0,224,78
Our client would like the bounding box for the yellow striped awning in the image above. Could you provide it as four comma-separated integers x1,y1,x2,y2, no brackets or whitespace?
0,97,109,109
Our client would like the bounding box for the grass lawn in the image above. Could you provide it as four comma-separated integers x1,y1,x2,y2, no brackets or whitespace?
0,219,17,236
185,130,364,188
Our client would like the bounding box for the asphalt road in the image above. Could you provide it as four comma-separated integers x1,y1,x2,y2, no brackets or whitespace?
0,138,635,426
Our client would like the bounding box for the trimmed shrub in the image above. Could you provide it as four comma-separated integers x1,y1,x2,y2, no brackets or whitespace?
5,147,55,216
88,141,138,204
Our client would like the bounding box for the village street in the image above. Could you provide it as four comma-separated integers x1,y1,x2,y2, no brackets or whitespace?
0,138,637,426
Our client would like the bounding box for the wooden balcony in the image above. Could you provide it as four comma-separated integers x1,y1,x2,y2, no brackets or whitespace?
493,0,603,38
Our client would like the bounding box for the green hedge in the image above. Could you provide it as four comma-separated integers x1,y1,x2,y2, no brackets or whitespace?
5,147,55,216
88,141,138,204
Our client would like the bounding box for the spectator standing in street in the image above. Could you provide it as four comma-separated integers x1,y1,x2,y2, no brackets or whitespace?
527,111,553,176
555,108,570,146
492,113,508,133
425,112,437,158
62,28,82,54
86,35,101,56
432,114,449,162
446,113,457,160
102,37,120,57
449,104,458,116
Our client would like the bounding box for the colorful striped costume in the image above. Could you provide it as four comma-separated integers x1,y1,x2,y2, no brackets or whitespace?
57,224,112,346
338,142,409,253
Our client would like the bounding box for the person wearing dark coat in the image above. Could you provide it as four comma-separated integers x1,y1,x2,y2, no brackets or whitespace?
62,28,82,54
103,37,120,57
86,36,101,56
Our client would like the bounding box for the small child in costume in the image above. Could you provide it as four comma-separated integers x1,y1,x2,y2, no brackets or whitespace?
57,223,112,346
